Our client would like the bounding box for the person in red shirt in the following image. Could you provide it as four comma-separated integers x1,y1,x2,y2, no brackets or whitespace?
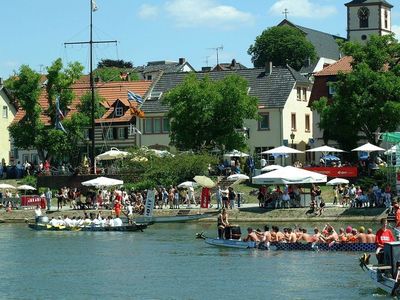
114,199,122,218
394,203,400,228
375,218,395,264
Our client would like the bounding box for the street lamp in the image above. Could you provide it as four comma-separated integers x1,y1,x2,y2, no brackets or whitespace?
290,131,295,165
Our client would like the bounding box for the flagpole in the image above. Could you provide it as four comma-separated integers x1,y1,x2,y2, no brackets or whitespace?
90,0,96,174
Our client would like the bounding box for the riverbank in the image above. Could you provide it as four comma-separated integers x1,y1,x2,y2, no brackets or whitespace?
0,204,389,223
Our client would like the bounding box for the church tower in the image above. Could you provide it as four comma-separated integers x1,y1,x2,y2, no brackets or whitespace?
345,0,393,43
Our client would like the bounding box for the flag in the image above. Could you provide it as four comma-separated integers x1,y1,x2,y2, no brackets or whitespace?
127,90,143,104
55,96,67,133
92,0,98,12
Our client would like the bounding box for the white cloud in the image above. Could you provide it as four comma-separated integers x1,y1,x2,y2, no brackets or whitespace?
164,0,254,29
392,25,400,39
138,4,159,19
269,0,337,19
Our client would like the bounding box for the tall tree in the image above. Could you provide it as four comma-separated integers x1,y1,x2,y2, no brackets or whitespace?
97,59,133,69
7,59,85,162
162,73,258,151
248,26,317,71
312,34,400,150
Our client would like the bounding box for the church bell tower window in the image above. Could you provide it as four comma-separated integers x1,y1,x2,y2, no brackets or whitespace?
358,6,369,28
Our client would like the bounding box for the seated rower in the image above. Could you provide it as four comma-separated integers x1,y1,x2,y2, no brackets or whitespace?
287,228,297,243
49,217,59,227
114,216,123,227
366,228,376,243
243,227,260,242
256,225,272,244
356,226,367,243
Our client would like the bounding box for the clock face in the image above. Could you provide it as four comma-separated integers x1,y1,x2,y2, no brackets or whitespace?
358,7,370,20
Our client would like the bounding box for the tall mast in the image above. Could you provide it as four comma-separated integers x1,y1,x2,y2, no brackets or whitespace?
64,0,116,174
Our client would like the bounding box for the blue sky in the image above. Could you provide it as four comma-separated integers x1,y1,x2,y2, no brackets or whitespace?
1,0,399,78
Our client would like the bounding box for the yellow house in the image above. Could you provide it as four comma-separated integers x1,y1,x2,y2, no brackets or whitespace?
0,81,16,164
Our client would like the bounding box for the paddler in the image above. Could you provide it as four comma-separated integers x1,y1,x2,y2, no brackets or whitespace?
217,209,229,239
375,218,395,264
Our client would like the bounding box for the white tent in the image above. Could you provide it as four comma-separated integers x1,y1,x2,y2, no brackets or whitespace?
261,165,283,172
261,145,303,154
178,181,198,188
326,178,349,185
17,185,36,191
306,145,344,153
81,177,123,188
252,166,327,185
0,183,16,189
352,142,385,152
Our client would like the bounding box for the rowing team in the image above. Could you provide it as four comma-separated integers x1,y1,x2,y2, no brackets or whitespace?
46,213,124,228
242,224,376,244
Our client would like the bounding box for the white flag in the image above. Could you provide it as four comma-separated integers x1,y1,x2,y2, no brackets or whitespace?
91,0,98,12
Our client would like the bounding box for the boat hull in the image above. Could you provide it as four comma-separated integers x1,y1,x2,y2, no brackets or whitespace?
365,265,397,294
205,238,257,249
136,213,211,224
28,223,147,232
274,242,376,252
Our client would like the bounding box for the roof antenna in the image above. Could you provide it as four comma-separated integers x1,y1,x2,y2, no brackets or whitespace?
207,45,223,66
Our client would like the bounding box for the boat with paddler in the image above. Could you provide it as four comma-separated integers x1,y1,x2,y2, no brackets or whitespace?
28,222,148,232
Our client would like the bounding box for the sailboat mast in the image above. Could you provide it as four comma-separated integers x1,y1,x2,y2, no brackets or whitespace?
90,0,96,174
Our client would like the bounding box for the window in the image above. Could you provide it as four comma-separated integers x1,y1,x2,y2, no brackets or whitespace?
258,113,270,130
31,154,38,165
305,114,310,132
296,87,301,100
144,119,153,134
291,113,296,131
115,106,123,117
118,128,125,139
162,117,170,133
255,147,275,165
105,128,113,140
302,88,307,101
146,75,152,81
384,10,389,29
2,106,7,118
144,117,171,134
154,118,161,133
83,129,90,140
328,82,336,96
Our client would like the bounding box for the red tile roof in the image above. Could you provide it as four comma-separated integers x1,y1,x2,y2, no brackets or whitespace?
13,79,152,125
314,56,353,76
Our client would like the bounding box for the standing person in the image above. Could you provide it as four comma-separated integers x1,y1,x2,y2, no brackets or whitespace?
188,186,197,206
215,185,222,210
34,205,42,223
56,189,63,211
228,187,236,210
114,199,122,218
217,208,229,239
375,218,395,264
333,185,339,205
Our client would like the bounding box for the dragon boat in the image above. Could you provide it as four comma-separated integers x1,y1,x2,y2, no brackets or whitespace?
274,242,376,252
28,223,147,232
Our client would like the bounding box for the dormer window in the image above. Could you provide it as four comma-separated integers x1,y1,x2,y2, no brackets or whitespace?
115,106,123,117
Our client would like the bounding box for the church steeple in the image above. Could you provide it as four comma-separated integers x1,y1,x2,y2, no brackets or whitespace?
345,0,393,42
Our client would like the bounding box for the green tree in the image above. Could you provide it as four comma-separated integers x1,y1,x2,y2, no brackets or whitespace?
162,73,258,151
312,34,400,150
248,26,317,71
7,59,85,162
97,59,133,68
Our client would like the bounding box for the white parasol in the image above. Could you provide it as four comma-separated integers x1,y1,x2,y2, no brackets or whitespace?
326,178,349,185
261,145,303,155
223,149,249,158
193,175,215,188
17,185,36,191
252,166,327,185
352,143,385,152
81,177,123,188
227,174,249,181
95,147,129,161
178,181,198,188
0,183,16,189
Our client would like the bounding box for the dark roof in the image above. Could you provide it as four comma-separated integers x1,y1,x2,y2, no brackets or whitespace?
345,0,393,8
212,60,248,71
278,20,345,61
141,66,310,113
133,61,195,74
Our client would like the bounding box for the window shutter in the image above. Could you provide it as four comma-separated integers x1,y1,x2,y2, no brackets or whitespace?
124,127,128,139
113,128,117,140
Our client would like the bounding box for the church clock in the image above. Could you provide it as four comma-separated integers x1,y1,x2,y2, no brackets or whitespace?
357,7,370,20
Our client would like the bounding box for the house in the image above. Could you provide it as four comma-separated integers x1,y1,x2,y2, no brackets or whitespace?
139,64,313,164
12,78,153,163
308,56,353,158
0,79,17,165
212,59,248,72
277,19,346,76
133,58,195,81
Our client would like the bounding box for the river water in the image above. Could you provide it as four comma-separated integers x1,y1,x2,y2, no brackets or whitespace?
0,222,389,300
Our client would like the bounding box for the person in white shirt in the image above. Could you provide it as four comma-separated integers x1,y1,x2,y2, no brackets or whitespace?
113,217,123,227
34,205,42,223
49,217,59,227
188,186,197,206
64,215,72,227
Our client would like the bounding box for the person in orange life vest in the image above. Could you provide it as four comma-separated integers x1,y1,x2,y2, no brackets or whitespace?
114,199,122,218
375,218,395,264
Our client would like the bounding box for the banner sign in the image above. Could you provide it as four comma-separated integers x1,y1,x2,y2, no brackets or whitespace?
21,195,46,208
144,190,155,217
303,166,358,178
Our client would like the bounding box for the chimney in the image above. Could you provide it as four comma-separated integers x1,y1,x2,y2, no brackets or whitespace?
202,67,212,72
0,77,3,87
230,59,237,69
265,61,273,75
179,57,186,65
